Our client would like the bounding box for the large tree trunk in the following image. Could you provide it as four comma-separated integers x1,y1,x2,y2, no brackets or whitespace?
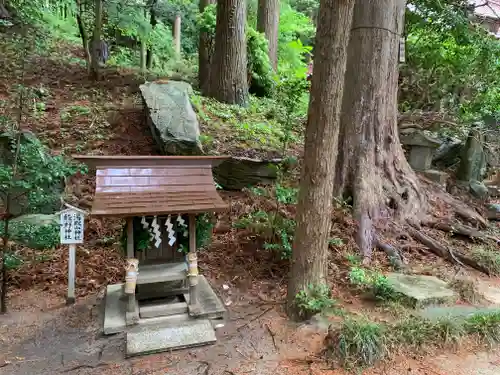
198,0,216,95
208,0,249,106
334,0,425,261
257,0,280,70
287,0,355,319
90,0,103,80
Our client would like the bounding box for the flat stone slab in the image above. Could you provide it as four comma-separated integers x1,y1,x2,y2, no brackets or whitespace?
126,318,216,357
104,283,127,335
417,306,500,322
386,273,457,307
185,275,226,319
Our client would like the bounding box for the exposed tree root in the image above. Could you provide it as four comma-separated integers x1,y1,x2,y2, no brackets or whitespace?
439,193,488,229
375,238,406,270
407,225,491,275
423,219,499,243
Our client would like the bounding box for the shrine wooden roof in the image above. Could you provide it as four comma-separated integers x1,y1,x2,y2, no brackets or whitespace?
73,155,229,217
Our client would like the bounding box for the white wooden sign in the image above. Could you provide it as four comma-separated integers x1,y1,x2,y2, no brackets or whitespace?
60,207,86,244
59,203,88,305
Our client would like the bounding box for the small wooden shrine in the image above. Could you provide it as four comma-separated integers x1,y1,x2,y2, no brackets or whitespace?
74,155,229,356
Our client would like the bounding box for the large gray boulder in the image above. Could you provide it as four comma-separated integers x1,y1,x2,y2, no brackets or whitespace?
140,80,202,156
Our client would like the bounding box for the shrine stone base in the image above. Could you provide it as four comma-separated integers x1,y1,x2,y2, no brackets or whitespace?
103,276,226,354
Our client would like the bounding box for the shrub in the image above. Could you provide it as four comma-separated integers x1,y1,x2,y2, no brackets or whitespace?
295,283,336,319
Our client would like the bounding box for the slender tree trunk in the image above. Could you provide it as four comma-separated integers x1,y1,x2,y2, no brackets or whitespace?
334,0,425,261
208,0,249,106
146,0,157,69
90,0,103,80
75,0,91,73
140,40,147,72
140,6,148,72
287,0,355,319
198,0,216,95
257,0,279,70
1,219,9,313
173,15,181,58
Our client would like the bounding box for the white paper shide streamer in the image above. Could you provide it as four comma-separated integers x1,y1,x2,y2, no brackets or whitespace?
165,215,176,246
151,216,162,248
176,214,188,237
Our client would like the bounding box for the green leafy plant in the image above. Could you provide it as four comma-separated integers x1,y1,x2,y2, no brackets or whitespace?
295,283,336,319
465,311,500,345
328,311,500,369
247,27,274,96
0,83,83,313
471,246,500,276
234,210,295,259
348,267,397,302
329,318,386,369
0,221,59,250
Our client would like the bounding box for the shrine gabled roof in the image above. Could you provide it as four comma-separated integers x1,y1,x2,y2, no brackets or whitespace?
72,155,229,217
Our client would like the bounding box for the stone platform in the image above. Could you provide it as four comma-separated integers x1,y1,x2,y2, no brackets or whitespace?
103,275,226,335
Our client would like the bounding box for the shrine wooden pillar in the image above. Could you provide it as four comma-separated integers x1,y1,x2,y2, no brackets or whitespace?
187,214,199,310
125,217,139,324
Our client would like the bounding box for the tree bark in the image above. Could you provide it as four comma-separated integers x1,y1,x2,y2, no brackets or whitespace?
90,0,103,80
287,0,355,319
208,0,249,106
173,15,181,58
257,0,280,70
198,0,216,95
140,40,147,72
146,0,157,69
75,0,91,73
334,0,424,261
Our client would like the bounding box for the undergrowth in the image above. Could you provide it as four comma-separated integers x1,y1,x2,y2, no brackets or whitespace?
448,277,485,304
191,94,304,153
327,311,500,369
348,266,398,302
471,246,500,276
295,283,336,320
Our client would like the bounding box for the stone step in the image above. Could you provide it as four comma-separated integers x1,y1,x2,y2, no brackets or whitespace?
126,318,216,357
139,301,188,319
137,262,187,285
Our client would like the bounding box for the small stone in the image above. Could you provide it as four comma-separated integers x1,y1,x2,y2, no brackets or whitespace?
487,204,500,221
470,180,489,199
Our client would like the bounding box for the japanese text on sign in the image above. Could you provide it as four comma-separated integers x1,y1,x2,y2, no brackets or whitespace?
60,210,85,244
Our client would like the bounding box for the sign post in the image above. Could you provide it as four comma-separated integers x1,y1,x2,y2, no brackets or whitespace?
60,203,88,305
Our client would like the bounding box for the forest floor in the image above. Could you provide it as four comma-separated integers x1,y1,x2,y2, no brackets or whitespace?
1,26,500,375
